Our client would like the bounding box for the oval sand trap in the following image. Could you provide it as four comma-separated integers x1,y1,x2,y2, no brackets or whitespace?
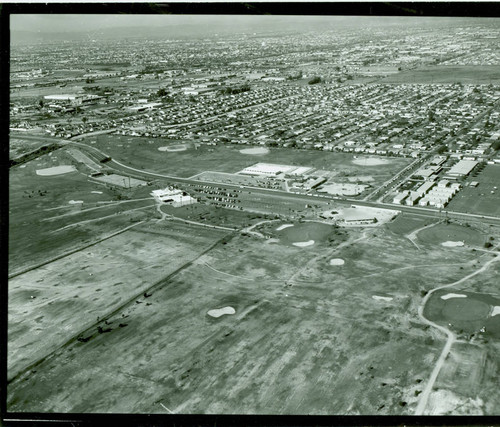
36,165,76,176
91,191,103,194
442,241,465,247
276,224,294,231
372,295,393,302
240,147,269,155
441,293,467,300
330,258,345,266
68,200,83,205
352,157,389,166
293,240,315,247
491,306,500,317
158,145,187,152
207,306,236,318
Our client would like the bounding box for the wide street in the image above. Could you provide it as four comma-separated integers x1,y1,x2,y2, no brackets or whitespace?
11,131,500,228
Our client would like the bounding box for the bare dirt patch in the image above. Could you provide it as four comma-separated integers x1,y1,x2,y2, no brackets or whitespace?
352,157,390,166
239,147,269,155
36,165,76,176
207,307,236,318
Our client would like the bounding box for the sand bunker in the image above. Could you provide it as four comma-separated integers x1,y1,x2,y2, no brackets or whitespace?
352,157,389,166
240,147,269,155
293,240,315,247
68,200,83,205
91,191,103,194
329,258,345,266
207,306,236,318
276,224,294,231
441,293,467,300
442,241,465,247
490,306,500,317
36,165,76,176
372,295,393,302
158,145,187,152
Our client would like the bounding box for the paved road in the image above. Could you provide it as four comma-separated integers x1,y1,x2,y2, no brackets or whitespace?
72,140,500,227
12,132,500,226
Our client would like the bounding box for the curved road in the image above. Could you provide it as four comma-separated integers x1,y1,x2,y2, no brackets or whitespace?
415,250,500,415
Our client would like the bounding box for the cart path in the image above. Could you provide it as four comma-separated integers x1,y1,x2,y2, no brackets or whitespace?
415,250,500,415
405,220,443,250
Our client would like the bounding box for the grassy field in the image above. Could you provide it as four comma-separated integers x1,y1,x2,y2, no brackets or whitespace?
381,66,500,84
424,289,500,337
8,141,500,415
8,220,227,381
9,215,500,415
447,165,500,217
159,203,276,229
9,150,155,272
416,222,488,247
91,134,412,183
384,213,439,236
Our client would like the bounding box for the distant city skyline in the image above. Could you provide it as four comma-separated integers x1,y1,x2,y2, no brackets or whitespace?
11,14,469,34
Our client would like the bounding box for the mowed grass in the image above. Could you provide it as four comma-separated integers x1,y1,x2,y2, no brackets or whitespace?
447,165,500,217
424,290,500,337
417,222,487,246
8,220,227,381
9,151,155,272
91,134,411,181
381,65,500,84
384,214,439,236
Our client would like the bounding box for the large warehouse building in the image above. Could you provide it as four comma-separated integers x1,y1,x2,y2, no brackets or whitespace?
238,163,313,177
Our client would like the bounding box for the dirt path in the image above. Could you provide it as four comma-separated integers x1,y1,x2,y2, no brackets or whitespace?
43,197,154,220
415,249,500,415
287,229,370,284
202,262,255,282
52,205,152,232
241,219,280,238
405,220,442,250
158,207,236,232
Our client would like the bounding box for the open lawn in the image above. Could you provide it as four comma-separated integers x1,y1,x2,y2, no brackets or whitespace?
8,216,500,415
447,165,500,217
90,134,411,184
416,222,488,247
381,66,500,84
9,150,156,272
8,220,227,381
385,214,439,236
425,289,500,337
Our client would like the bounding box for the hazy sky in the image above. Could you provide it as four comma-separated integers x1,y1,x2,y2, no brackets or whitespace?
10,14,452,33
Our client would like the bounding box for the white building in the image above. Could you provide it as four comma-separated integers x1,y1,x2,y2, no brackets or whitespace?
151,188,197,207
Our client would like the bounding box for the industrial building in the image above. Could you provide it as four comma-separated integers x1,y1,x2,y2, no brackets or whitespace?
393,190,410,204
238,163,313,177
446,159,478,177
43,94,101,105
151,188,197,207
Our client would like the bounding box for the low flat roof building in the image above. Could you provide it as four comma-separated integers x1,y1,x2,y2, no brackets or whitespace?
448,159,478,177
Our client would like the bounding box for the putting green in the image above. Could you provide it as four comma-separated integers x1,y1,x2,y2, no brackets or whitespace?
276,222,334,245
441,298,490,321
